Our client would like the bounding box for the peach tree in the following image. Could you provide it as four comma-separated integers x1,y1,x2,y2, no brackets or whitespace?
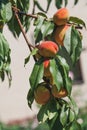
0,0,86,130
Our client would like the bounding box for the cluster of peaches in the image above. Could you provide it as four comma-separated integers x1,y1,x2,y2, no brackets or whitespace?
34,8,70,105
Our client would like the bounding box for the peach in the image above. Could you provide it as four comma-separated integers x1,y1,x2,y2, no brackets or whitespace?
34,82,51,105
43,60,51,77
53,8,69,26
37,41,58,58
51,85,68,98
54,24,69,46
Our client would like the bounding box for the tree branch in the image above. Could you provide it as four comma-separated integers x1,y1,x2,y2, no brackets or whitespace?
13,7,37,62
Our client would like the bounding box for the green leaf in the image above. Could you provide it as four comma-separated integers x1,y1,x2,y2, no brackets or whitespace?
60,104,68,126
69,96,79,117
50,59,63,91
41,21,54,39
0,32,10,59
0,33,11,85
74,0,79,5
64,0,68,6
29,60,44,90
27,88,34,108
64,27,72,54
55,56,72,95
7,0,30,37
34,15,45,43
55,0,63,9
46,0,52,12
69,121,82,130
35,122,50,130
58,46,73,69
64,26,82,65
69,109,75,123
69,16,86,28
34,0,46,12
0,1,12,22
5,65,12,87
51,114,63,130
24,48,38,66
16,0,30,13
37,99,58,122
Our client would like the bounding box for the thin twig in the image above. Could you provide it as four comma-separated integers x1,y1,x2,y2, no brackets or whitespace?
12,6,83,30
12,6,37,19
19,11,37,19
14,12,35,49
13,7,37,62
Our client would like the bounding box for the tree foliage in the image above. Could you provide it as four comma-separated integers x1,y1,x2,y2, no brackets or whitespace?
0,0,86,130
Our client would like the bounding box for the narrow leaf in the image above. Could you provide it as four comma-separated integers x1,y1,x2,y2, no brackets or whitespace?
29,60,44,90
1,2,12,22
24,48,38,66
35,122,50,130
27,88,34,108
70,27,82,64
69,96,79,116
64,26,82,65
37,99,58,122
41,21,54,39
69,16,86,28
55,56,72,95
55,0,63,9
50,59,63,91
46,0,52,12
64,0,68,7
34,16,45,43
74,0,79,5
69,120,82,130
34,0,46,12
60,104,68,126
69,109,75,123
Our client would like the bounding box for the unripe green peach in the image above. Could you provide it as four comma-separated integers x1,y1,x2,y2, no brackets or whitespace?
34,82,51,105
54,24,69,46
53,8,69,26
51,85,68,98
37,41,59,58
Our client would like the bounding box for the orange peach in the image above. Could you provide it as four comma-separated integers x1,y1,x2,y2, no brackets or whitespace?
43,60,51,77
51,85,68,98
37,41,58,58
54,24,69,46
53,8,69,26
34,82,51,105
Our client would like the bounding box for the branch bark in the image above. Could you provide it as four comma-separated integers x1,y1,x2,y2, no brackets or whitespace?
13,6,37,62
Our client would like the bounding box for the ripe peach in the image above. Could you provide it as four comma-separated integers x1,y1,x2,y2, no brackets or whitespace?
53,8,69,26
37,41,58,58
54,24,69,46
51,85,68,98
34,82,51,105
43,60,51,77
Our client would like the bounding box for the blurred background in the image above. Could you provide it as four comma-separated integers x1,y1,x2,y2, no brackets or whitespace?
0,0,87,129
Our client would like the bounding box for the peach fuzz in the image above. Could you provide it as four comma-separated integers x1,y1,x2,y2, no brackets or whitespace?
53,8,69,26
37,41,59,58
